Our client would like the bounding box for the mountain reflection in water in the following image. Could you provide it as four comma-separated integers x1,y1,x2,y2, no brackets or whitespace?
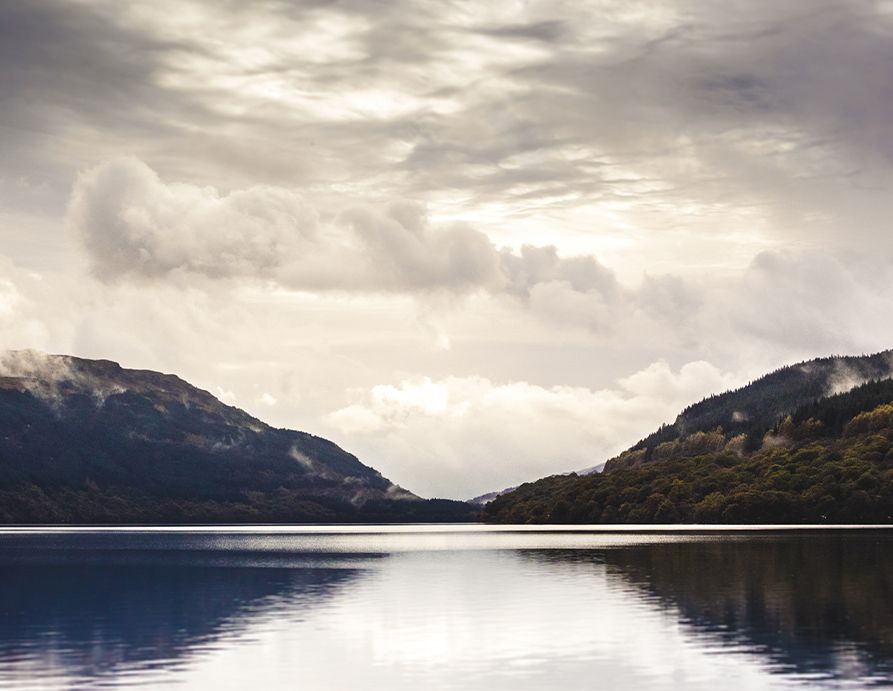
529,534,893,686
0,528,890,690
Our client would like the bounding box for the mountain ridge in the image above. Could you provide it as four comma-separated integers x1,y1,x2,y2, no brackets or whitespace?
0,350,474,523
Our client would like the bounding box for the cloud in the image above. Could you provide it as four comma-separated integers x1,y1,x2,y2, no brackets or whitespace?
324,361,739,498
0,349,76,383
12,0,893,269
68,157,321,282
0,0,208,204
0,258,74,353
68,157,627,304
500,245,619,297
49,156,893,406
726,250,893,357
0,349,128,408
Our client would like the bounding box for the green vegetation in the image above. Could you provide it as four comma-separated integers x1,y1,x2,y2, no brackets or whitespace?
624,350,893,458
0,483,472,524
486,378,893,524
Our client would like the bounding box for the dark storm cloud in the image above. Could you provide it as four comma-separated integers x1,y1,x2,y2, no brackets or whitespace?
0,1,210,195
390,0,893,228
5,0,893,234
0,2,177,119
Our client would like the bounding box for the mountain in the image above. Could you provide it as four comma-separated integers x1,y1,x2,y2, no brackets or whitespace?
608,350,893,471
468,487,516,506
578,461,607,475
484,351,893,523
0,351,474,523
469,461,605,505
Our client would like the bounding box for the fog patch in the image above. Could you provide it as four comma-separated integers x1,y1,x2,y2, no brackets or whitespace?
0,349,125,409
289,446,317,474
386,484,416,501
825,360,891,397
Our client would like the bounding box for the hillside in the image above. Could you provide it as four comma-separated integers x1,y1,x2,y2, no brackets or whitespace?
0,351,474,523
485,352,893,523
612,350,893,468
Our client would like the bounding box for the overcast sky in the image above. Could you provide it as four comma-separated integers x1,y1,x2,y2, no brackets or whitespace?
3,0,893,498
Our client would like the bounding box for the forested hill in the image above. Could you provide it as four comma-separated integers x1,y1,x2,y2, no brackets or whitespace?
0,350,473,523
615,350,893,466
484,352,893,524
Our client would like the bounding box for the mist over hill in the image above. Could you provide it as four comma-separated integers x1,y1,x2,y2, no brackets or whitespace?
0,351,474,523
610,350,893,470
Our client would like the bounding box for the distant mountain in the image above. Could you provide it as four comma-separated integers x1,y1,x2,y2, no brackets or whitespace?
470,461,605,507
0,351,474,523
485,351,893,523
468,487,516,506
578,461,607,475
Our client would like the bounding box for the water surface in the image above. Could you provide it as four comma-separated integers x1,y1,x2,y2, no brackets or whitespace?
0,525,891,690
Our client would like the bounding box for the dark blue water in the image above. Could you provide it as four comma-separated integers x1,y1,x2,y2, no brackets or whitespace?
0,526,891,690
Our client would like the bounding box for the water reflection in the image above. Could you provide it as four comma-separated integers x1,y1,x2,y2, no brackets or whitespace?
0,529,890,690
599,534,893,685
0,536,370,689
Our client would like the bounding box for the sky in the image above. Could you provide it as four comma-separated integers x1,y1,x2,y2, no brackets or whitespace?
3,0,893,499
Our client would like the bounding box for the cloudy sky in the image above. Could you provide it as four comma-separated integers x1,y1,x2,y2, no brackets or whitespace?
3,0,893,498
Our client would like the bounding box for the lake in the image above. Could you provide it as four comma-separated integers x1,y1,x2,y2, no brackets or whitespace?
0,525,891,690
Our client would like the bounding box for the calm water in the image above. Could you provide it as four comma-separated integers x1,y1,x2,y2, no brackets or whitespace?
0,526,892,690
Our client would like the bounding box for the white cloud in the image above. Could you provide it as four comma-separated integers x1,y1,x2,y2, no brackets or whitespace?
213,386,237,405
67,158,504,292
68,157,320,282
324,361,739,498
67,157,629,309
